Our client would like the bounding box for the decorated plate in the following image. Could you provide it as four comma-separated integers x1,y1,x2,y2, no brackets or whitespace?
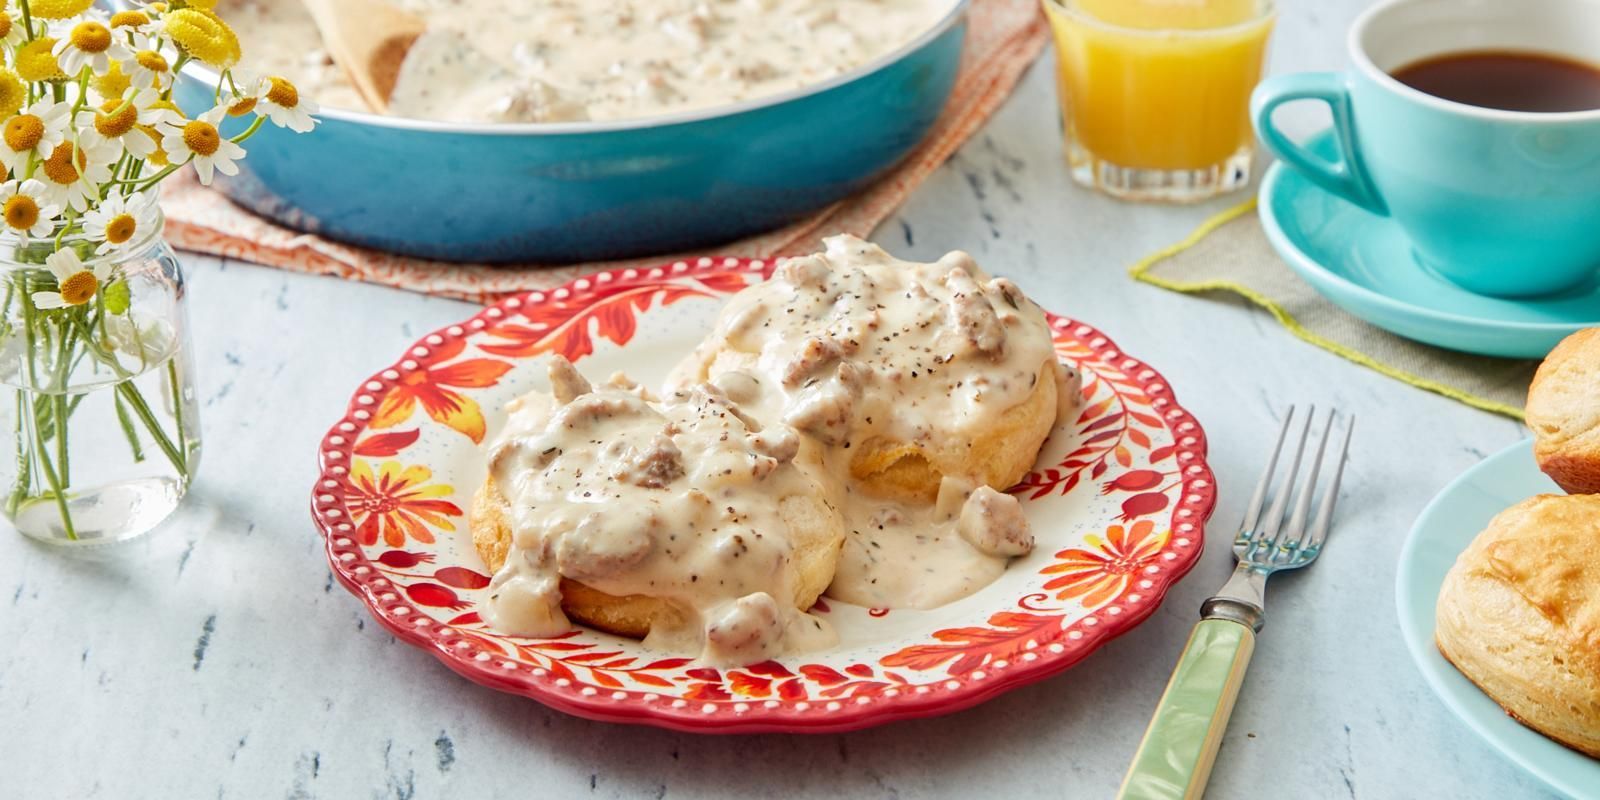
310,257,1216,733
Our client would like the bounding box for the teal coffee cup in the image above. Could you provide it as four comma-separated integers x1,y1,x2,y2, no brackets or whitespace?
1251,0,1600,298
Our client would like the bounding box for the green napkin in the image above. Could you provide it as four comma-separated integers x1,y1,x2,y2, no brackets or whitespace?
1132,200,1537,419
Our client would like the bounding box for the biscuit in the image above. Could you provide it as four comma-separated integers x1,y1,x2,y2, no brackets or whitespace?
1527,328,1600,494
1435,494,1600,758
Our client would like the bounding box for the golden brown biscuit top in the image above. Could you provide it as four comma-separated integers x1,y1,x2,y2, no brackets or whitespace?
1528,328,1600,449
1472,494,1600,673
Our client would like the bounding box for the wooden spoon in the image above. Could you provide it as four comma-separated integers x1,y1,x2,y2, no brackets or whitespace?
299,0,426,114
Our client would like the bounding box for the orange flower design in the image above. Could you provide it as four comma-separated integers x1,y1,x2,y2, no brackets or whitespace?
1039,519,1170,607
370,338,512,443
348,459,463,548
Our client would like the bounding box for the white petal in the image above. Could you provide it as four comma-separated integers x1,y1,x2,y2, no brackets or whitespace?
32,292,66,309
192,157,215,185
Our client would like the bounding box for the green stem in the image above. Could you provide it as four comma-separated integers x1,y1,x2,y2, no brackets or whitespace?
62,314,185,474
230,115,266,144
26,387,75,540
18,273,39,388
167,357,188,460
117,381,183,474
132,164,180,194
50,311,75,484
51,392,67,486
7,390,32,516
112,387,144,463
17,0,34,42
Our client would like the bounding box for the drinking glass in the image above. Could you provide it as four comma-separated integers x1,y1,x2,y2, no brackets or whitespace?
1042,0,1276,202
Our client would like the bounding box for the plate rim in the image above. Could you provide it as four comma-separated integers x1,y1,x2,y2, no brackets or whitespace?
309,257,1217,733
1395,437,1599,799
1258,132,1598,339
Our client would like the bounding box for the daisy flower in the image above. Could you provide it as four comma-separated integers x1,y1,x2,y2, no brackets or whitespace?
32,249,112,310
124,31,175,90
0,180,62,245
109,9,156,35
36,137,118,212
164,7,240,70
0,9,26,48
28,0,95,20
161,106,245,185
77,87,177,158
220,67,259,117
0,99,70,173
254,76,319,133
52,18,133,77
0,70,25,119
15,38,69,83
82,192,157,255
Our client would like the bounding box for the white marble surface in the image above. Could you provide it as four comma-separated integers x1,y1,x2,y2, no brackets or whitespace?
0,2,1563,798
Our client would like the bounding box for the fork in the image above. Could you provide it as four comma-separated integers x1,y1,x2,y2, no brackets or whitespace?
1117,406,1354,800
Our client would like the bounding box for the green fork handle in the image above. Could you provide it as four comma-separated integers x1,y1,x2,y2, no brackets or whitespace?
1117,618,1257,800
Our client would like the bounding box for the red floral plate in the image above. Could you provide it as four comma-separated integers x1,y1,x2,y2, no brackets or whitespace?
310,257,1216,733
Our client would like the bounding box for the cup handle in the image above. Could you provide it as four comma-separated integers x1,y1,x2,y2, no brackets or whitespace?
1251,73,1387,215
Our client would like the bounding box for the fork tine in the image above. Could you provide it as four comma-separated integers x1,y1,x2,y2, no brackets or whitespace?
1306,416,1354,550
1270,409,1335,558
1240,406,1295,538
1253,405,1315,554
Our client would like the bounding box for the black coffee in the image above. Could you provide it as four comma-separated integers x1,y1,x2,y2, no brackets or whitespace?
1391,49,1600,112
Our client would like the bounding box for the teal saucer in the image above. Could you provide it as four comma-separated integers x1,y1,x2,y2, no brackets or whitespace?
1259,131,1600,359
1397,440,1600,800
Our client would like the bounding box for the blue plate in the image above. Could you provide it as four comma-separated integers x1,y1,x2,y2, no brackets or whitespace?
1396,439,1600,800
1259,131,1600,359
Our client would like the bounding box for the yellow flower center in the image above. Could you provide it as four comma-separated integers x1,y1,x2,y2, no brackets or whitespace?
40,142,85,185
265,76,299,109
69,21,112,53
226,96,256,116
105,213,137,244
0,15,12,40
181,120,220,156
28,0,93,20
59,271,97,305
165,8,240,69
110,11,151,29
0,71,24,119
3,194,38,230
3,114,43,153
93,62,131,99
16,39,67,82
96,99,138,137
134,50,169,73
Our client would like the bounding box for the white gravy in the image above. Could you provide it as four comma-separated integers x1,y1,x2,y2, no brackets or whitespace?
221,0,955,123
672,235,1075,610
483,369,838,666
482,237,1078,665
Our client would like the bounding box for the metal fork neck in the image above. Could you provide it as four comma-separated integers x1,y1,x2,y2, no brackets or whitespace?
1202,563,1268,632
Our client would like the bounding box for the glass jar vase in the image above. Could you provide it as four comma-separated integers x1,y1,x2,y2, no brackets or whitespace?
0,215,201,546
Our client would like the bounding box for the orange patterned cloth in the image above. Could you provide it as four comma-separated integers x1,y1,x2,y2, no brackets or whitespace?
161,0,1048,304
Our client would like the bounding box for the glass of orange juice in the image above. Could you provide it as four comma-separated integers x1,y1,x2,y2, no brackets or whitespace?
1042,0,1276,202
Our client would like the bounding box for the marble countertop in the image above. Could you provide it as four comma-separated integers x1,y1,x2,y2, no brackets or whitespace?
0,1,1561,798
